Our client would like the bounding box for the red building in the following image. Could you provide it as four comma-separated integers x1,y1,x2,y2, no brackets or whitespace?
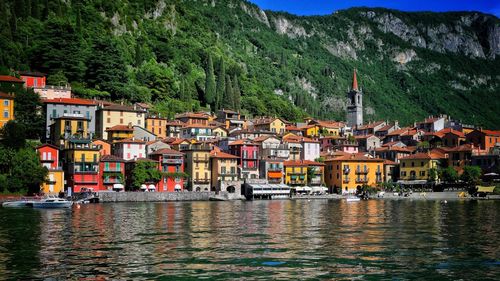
149,148,185,192
19,71,46,88
99,155,126,191
37,144,60,169
228,139,259,179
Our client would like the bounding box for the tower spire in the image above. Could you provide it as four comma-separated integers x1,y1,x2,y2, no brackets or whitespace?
352,68,358,91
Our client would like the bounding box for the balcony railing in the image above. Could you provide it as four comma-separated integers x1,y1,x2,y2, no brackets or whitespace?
193,178,210,184
356,168,369,174
355,177,369,183
163,159,183,164
103,168,122,172
103,178,122,184
193,156,209,162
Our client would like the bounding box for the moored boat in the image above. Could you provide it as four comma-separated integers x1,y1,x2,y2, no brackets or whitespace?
346,196,360,202
2,200,34,208
32,198,73,209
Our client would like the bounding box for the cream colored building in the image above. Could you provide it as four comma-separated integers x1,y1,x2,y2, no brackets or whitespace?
96,104,146,140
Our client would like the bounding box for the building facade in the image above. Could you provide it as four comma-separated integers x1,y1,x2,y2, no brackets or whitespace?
36,144,64,194
96,104,146,140
346,69,363,128
0,92,14,128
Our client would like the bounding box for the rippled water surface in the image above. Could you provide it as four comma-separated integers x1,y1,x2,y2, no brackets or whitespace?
0,200,499,280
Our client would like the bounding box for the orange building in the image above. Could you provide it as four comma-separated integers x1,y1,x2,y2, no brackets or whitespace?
147,116,168,139
466,129,500,152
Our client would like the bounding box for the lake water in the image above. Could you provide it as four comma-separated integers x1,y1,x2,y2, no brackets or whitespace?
0,200,499,280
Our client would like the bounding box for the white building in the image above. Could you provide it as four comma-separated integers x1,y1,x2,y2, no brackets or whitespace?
113,138,147,160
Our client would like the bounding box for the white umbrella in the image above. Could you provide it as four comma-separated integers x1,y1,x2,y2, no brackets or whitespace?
295,186,304,192
113,184,124,190
148,184,156,190
140,184,147,190
484,173,499,176
303,186,312,192
321,187,328,192
174,184,182,190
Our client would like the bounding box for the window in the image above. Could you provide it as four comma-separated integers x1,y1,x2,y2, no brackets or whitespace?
120,118,123,124
138,119,141,125
411,162,415,167
52,109,56,118
107,118,111,123
42,152,47,160
3,100,8,106
421,161,424,167
127,153,130,159
420,171,426,177
3,110,9,118
107,111,111,116
402,162,406,167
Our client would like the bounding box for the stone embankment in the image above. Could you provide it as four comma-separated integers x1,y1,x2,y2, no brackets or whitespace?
98,191,216,203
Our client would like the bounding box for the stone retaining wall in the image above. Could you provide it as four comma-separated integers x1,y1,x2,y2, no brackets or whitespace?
98,191,216,203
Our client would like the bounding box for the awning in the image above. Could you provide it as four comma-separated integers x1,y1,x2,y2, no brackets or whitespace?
148,184,156,190
477,186,496,193
295,186,304,191
140,184,147,190
113,184,124,189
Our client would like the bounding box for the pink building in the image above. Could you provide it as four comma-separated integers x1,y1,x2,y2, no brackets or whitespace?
228,139,259,179
113,138,147,160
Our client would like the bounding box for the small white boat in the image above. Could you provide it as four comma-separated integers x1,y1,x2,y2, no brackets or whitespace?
32,197,73,209
2,200,34,208
346,196,361,202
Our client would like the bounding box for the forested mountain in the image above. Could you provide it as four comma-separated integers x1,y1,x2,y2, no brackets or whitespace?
1,0,499,127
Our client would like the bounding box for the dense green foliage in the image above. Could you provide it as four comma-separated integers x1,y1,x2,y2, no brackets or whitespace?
460,166,482,185
439,166,459,183
0,0,499,126
130,161,162,190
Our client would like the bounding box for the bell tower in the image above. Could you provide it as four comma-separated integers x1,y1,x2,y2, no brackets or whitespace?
346,69,363,128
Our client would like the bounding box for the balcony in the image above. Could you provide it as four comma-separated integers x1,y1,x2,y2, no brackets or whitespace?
193,178,210,184
103,168,122,173
343,178,350,183
242,155,258,160
193,156,209,162
74,178,98,184
162,159,183,164
343,168,350,175
355,168,369,174
355,177,369,183
103,178,122,184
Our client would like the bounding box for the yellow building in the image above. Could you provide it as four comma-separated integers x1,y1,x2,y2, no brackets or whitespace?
146,116,168,139
309,120,345,136
49,115,90,147
106,124,134,143
252,117,287,134
212,126,228,138
210,148,240,192
0,92,15,128
399,152,442,182
301,125,320,138
96,104,146,140
63,141,101,192
37,144,64,194
181,144,212,191
284,160,324,187
324,154,384,194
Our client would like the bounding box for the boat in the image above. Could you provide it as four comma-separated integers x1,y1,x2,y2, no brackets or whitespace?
2,200,34,208
32,197,73,209
346,196,361,202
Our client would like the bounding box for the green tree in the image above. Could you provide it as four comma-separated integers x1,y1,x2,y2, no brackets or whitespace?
131,161,162,190
14,88,44,140
204,54,216,107
232,74,241,110
460,166,482,185
439,167,458,183
215,57,225,110
46,70,68,85
0,121,26,149
10,147,48,194
428,167,438,182
225,74,234,109
85,36,127,99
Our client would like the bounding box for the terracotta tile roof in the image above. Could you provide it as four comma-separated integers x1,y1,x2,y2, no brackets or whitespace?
43,98,96,106
210,149,239,159
418,116,444,124
0,75,24,83
252,135,274,142
175,112,210,119
326,153,384,162
400,152,445,160
150,148,184,156
314,120,345,128
106,125,134,132
383,159,399,165
283,135,319,143
377,124,394,132
354,134,379,140
229,139,256,146
0,92,15,99
286,125,302,131
430,128,465,138
375,146,413,153
36,143,60,150
171,138,190,145
101,104,145,112
284,160,325,166
183,124,213,129
100,155,125,162
252,117,287,126
481,130,500,137
446,144,473,152
382,141,406,147
357,121,385,130
113,138,147,144
165,120,185,126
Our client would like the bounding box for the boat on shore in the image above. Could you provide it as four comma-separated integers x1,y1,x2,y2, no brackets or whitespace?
32,198,73,209
346,196,361,202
